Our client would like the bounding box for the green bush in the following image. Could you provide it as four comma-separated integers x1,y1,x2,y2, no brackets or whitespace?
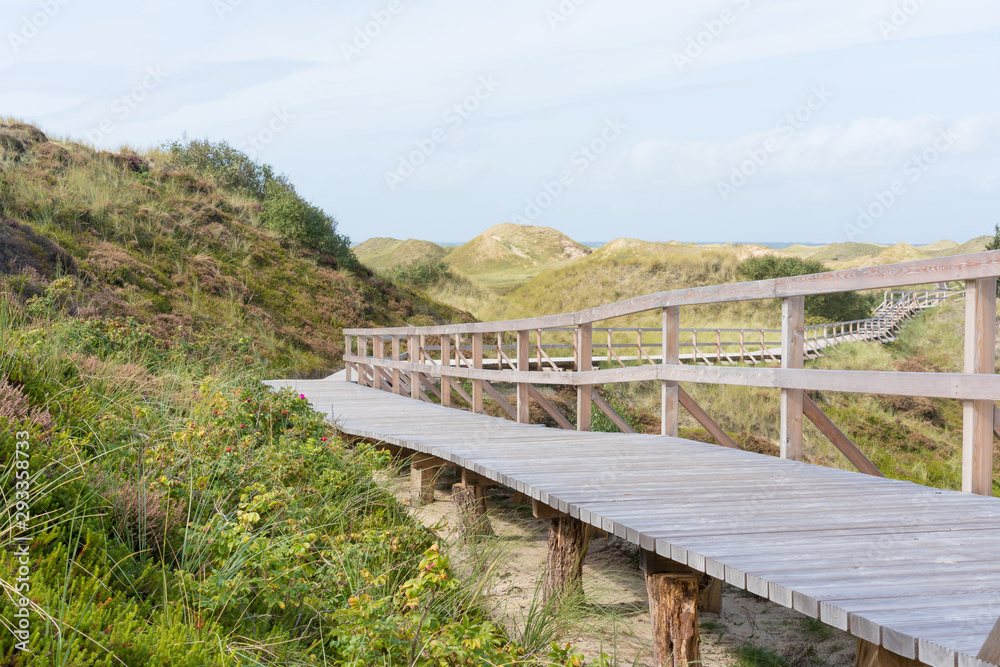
738,255,876,323
163,137,273,200
388,260,452,288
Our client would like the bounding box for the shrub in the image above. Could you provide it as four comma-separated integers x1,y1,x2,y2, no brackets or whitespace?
738,255,875,322
162,137,273,201
388,260,452,288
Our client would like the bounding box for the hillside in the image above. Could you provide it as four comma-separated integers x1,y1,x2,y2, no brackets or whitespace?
353,237,449,272
0,121,466,376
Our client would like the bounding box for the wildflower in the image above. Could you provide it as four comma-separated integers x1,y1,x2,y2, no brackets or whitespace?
226,447,233,453
321,437,327,442
299,393,306,400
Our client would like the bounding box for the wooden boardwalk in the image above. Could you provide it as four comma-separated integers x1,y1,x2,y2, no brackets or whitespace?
270,375,1000,667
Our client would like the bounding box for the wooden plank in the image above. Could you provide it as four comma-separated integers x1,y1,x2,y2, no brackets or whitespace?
592,392,635,433
781,296,805,461
993,405,1000,442
963,277,997,495
577,324,592,432
662,306,680,437
979,618,1000,664
527,384,575,431
517,330,530,423
803,394,883,477
677,387,740,450
341,354,1000,401
344,251,1000,336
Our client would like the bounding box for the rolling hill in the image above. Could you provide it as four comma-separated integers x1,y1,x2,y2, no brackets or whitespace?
353,237,449,272
442,223,591,289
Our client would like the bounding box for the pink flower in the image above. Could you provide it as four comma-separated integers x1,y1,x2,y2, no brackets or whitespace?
299,394,306,400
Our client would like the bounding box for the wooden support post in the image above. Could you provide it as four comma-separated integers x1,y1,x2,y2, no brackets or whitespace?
409,335,422,401
577,323,593,431
662,306,680,437
452,470,493,539
392,336,401,395
781,296,805,461
517,330,530,424
472,332,484,414
543,515,590,602
640,550,700,667
979,617,1000,664
855,640,923,667
344,335,353,382
440,334,451,408
963,277,996,495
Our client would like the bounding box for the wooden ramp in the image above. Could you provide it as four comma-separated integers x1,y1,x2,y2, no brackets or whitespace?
269,375,1000,667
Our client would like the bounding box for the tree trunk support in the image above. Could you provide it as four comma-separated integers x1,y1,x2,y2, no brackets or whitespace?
640,550,700,667
452,483,493,539
543,515,591,603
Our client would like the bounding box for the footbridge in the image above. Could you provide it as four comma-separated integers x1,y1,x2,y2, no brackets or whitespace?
277,251,1000,667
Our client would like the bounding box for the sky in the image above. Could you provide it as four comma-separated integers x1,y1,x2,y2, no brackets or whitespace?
2,0,999,246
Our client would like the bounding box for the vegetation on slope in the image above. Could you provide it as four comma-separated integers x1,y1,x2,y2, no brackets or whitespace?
0,121,467,376
0,293,601,665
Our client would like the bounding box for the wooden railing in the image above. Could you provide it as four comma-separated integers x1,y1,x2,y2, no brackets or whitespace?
345,252,1000,495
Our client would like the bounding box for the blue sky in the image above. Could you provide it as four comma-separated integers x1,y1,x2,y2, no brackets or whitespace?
2,0,999,246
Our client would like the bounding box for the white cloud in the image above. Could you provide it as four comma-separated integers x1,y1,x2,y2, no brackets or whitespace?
620,114,1000,186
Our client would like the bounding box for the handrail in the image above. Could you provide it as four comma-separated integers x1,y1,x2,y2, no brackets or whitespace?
344,251,1000,496
345,252,1000,336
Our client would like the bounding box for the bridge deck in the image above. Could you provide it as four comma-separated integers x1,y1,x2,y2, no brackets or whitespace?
271,376,1000,667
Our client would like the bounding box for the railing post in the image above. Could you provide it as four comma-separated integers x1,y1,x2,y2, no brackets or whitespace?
344,334,353,383
392,335,401,395
472,332,484,414
409,334,421,400
662,307,680,437
781,296,805,461
577,323,593,431
358,335,369,387
441,334,451,408
373,335,385,391
963,277,996,495
517,330,530,423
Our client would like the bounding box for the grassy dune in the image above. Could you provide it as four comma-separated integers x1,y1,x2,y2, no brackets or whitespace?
0,123,597,666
